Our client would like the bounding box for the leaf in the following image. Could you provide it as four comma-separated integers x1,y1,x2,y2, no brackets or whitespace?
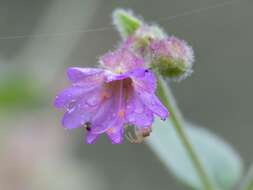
113,9,142,38
147,118,243,190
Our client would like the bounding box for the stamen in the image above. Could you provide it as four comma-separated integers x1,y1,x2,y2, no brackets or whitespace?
118,109,125,118
117,80,126,119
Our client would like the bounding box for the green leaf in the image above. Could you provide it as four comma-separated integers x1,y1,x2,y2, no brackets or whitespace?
113,9,142,38
147,118,243,190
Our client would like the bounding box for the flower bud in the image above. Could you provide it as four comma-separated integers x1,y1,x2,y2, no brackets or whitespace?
150,36,194,80
124,25,166,57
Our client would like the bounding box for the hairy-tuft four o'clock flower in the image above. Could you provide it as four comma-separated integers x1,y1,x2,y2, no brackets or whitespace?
54,48,168,144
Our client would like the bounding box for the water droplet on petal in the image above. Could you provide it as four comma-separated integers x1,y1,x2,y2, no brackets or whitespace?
135,106,143,113
86,96,99,106
67,100,76,113
67,107,75,113
128,115,136,122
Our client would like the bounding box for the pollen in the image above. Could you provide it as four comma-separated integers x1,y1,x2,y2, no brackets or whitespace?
118,109,125,118
115,66,124,74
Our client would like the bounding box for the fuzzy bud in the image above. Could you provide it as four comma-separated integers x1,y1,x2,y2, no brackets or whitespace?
150,36,194,80
124,25,166,56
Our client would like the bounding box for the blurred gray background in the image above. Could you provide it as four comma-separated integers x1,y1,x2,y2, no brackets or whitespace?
0,0,252,189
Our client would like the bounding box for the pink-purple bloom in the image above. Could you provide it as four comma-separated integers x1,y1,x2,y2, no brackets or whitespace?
54,48,168,144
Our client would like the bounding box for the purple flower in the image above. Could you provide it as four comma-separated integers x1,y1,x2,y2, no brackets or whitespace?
54,49,168,144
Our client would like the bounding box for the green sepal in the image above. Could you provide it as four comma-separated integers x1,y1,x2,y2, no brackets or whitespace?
113,9,142,38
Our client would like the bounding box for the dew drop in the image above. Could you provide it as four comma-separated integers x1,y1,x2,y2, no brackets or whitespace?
86,96,99,106
135,106,143,114
67,100,76,113
128,115,136,122
126,105,132,111
67,106,75,113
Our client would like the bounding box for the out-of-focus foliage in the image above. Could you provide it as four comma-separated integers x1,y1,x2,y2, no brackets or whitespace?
147,118,243,190
0,72,44,111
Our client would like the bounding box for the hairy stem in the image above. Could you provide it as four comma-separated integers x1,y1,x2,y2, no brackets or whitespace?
156,74,215,190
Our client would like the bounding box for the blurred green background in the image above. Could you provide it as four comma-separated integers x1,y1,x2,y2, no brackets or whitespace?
0,0,252,189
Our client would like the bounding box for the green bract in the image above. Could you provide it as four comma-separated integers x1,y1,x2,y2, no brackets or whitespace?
113,9,142,38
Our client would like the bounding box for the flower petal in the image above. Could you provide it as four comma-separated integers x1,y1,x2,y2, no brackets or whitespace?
130,68,156,93
67,67,105,90
54,87,84,109
106,125,124,144
138,91,169,120
100,49,144,72
61,88,104,129
128,68,169,120
91,90,121,134
67,67,104,82
86,132,99,144
62,108,83,129
126,92,154,127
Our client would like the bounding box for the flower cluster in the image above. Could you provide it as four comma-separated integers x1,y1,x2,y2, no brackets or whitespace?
54,9,194,144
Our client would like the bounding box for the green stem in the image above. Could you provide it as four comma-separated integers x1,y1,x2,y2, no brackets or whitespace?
239,164,253,190
156,74,215,190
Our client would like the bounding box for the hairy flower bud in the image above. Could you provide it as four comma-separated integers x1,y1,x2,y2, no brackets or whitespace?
124,25,166,57
150,36,194,80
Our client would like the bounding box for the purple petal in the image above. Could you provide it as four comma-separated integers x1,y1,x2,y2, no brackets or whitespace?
61,88,104,129
106,125,124,144
130,68,156,93
139,91,168,120
67,67,105,90
54,87,83,108
86,132,99,144
126,92,154,127
91,90,121,134
62,108,83,129
100,49,144,72
67,67,104,82
128,68,169,120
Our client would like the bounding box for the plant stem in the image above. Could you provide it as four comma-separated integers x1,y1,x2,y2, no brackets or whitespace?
156,74,215,190
239,164,253,190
